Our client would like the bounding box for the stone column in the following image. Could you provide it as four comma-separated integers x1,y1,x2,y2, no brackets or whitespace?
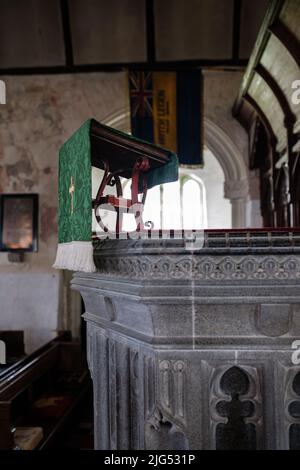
224,179,248,228
72,232,300,450
230,197,247,228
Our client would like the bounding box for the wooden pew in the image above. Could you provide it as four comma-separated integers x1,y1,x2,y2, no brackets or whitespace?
0,332,90,450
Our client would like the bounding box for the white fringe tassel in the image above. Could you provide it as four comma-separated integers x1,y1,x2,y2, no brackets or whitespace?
53,241,96,273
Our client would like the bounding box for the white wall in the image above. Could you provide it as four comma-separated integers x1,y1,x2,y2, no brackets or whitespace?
0,273,59,330
0,72,129,333
183,148,232,229
203,70,262,228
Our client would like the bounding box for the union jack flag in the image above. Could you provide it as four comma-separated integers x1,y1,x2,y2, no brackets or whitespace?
129,71,153,118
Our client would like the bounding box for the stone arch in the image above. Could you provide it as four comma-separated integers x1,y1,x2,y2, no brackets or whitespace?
102,108,130,132
289,370,300,450
216,366,256,450
204,118,249,227
103,110,249,227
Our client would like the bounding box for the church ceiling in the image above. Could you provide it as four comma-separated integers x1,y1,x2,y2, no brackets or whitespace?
0,0,269,73
233,0,300,159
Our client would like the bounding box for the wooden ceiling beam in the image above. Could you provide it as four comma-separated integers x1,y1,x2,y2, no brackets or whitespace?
146,0,156,64
233,0,284,115
0,59,248,76
244,93,278,149
60,0,74,67
269,20,300,68
255,63,296,128
232,0,242,61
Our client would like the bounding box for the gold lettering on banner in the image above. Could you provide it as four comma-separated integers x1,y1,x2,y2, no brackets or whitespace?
153,72,177,153
69,176,75,215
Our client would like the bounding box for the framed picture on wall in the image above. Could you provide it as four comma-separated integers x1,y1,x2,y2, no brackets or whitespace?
0,194,38,252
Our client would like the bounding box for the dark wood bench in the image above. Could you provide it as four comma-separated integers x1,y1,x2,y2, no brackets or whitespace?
0,332,90,450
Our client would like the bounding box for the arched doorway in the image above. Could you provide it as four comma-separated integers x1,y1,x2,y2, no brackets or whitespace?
121,151,231,231
204,118,249,228
101,110,250,228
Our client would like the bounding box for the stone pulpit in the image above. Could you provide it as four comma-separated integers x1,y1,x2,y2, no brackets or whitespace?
53,120,300,450
72,230,300,450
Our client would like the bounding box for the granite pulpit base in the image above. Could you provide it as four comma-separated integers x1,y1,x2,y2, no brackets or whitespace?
72,235,300,450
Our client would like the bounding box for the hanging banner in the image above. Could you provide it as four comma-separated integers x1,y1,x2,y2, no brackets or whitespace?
153,72,177,153
129,69,203,167
129,70,154,142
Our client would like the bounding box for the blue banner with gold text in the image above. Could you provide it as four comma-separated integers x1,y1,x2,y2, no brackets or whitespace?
129,69,203,167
